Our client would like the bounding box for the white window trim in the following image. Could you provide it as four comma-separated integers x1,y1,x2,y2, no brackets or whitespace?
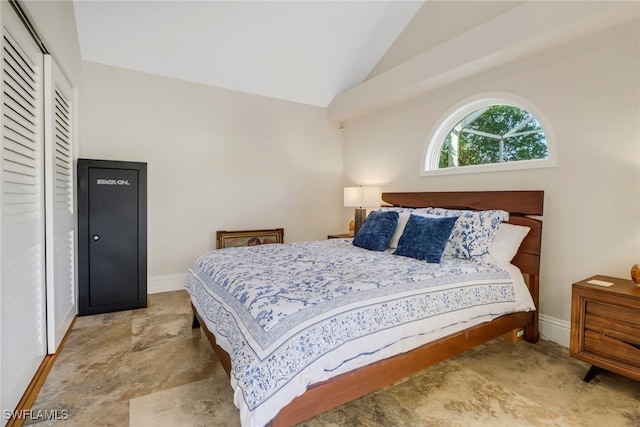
421,92,557,177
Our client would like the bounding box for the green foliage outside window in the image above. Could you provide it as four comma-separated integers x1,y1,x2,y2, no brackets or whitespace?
438,105,548,168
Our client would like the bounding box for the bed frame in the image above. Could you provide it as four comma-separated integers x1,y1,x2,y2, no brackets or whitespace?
191,190,544,426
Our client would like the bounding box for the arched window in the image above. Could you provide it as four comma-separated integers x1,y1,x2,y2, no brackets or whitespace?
422,94,555,176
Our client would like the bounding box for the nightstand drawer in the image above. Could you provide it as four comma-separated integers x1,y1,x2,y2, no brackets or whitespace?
586,300,640,327
585,313,640,347
584,330,640,369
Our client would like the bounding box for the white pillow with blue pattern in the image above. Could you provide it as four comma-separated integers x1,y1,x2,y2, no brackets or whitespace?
427,207,510,262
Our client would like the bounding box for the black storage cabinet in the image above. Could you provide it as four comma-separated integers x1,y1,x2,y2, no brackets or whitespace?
78,159,147,315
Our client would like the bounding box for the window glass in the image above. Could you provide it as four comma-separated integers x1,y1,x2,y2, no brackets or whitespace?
423,96,554,176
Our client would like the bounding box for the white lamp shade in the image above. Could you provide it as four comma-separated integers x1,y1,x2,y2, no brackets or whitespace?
344,186,380,207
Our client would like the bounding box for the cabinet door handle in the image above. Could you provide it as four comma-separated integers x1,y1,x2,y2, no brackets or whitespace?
92,235,100,241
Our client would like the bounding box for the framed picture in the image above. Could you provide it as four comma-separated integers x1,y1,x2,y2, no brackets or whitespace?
216,228,284,249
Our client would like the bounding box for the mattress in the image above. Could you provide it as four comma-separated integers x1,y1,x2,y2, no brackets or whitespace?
185,238,535,426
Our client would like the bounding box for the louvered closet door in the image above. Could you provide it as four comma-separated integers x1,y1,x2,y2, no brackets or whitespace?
0,2,46,417
44,55,75,354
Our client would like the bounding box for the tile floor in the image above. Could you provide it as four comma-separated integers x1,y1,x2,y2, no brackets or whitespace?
27,291,640,426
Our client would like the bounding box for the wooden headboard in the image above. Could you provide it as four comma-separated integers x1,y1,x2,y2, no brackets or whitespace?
382,190,543,331
381,190,543,216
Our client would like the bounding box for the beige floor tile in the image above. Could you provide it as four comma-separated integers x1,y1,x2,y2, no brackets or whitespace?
131,312,197,352
387,359,562,426
129,376,239,427
301,391,425,427
130,334,222,398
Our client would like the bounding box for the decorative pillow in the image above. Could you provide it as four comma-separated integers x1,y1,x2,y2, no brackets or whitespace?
388,211,440,249
490,223,530,263
428,208,510,261
394,214,458,263
352,210,399,251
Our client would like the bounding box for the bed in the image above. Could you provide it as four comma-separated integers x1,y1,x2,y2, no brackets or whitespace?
186,190,543,426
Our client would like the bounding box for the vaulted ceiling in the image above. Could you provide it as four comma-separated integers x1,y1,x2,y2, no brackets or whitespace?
73,1,425,107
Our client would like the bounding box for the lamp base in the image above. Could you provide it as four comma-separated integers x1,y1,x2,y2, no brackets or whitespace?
354,208,367,235
632,263,640,286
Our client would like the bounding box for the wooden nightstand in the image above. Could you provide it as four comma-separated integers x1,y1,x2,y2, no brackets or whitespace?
327,233,354,239
570,275,640,382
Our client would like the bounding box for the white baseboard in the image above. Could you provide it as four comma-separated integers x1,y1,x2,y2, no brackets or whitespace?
539,314,570,347
148,273,186,294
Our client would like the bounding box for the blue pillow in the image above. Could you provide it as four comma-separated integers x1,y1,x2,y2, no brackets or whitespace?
394,215,458,263
352,210,399,251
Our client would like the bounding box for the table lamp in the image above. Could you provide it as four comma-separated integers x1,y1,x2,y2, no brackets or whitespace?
344,186,380,234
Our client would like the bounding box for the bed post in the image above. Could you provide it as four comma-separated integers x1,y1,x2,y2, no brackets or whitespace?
525,274,540,343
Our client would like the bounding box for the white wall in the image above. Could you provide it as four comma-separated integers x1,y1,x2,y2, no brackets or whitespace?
341,20,640,346
80,62,343,291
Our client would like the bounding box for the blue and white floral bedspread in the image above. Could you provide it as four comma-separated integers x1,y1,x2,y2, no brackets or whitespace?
185,239,534,427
